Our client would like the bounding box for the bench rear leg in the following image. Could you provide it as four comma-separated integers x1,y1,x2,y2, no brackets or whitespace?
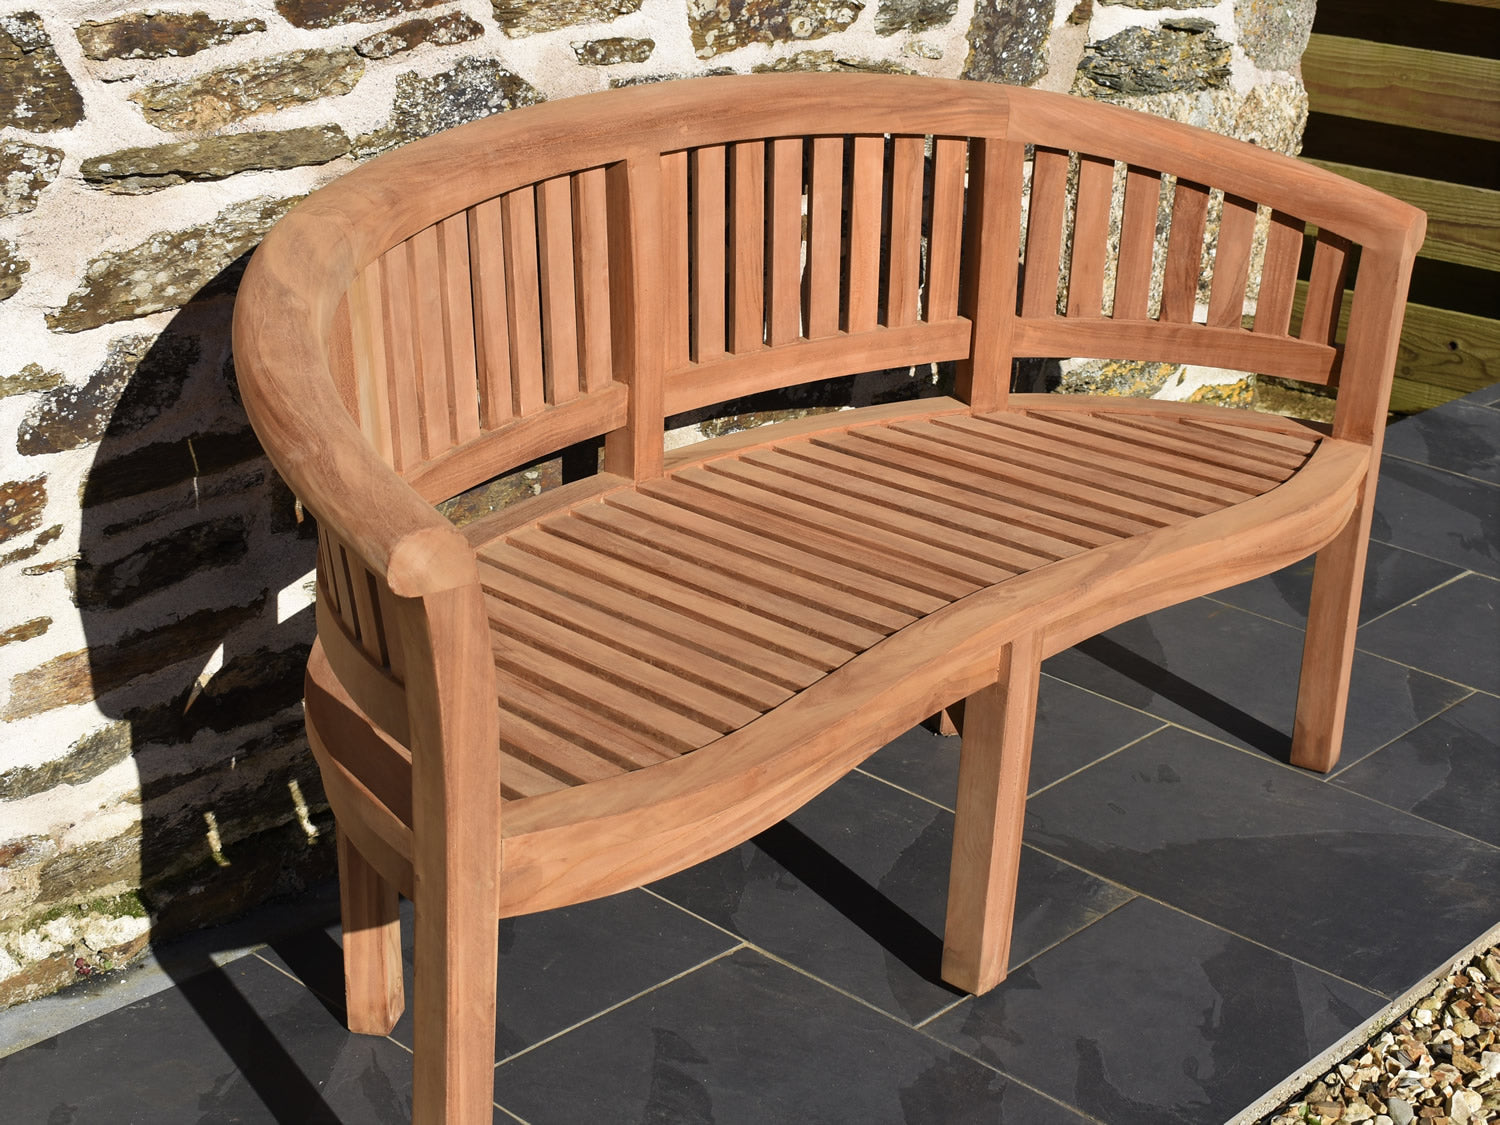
337,826,404,1035
941,631,1042,995
1291,496,1372,773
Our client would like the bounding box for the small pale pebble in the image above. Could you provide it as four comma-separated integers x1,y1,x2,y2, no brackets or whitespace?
1388,1095,1415,1125
1480,1050,1500,1079
1345,1103,1376,1122
1374,1117,1393,1125
1448,1087,1482,1124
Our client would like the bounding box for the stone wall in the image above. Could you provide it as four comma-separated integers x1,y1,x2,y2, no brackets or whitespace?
0,0,1312,1007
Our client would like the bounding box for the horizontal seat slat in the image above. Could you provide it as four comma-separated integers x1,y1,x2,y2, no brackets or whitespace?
499,709,627,787
1033,411,1290,487
479,549,821,691
498,748,572,800
485,572,791,712
637,476,975,603
571,500,914,635
502,525,851,671
539,512,884,654
1099,413,1312,474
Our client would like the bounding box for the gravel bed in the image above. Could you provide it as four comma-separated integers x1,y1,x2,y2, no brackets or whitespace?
1259,944,1500,1125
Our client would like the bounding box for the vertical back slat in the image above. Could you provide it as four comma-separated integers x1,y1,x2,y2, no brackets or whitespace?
407,225,453,458
885,135,925,327
378,248,424,470
332,542,362,641
317,528,343,616
1254,209,1304,337
347,562,387,664
767,137,804,345
661,150,691,369
537,174,581,404
806,136,844,339
467,196,514,430
1113,166,1160,321
1160,178,1210,323
572,166,614,393
373,579,405,680
957,138,1026,412
691,145,728,363
1300,230,1352,346
926,137,967,322
328,294,358,417
1206,192,1258,329
438,212,481,443
1066,155,1114,318
602,155,665,480
501,187,545,416
844,135,884,334
347,264,395,465
1020,146,1069,318
728,140,765,354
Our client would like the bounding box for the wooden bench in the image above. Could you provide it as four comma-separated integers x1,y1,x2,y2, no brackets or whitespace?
230,74,1424,1123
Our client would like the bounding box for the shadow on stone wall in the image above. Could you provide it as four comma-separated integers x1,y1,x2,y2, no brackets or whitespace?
56,259,347,1116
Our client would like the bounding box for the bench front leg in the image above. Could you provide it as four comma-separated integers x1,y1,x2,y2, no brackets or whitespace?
941,630,1042,995
1291,486,1373,773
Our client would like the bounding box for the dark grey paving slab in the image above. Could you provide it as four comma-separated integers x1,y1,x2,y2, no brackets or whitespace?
258,888,738,1061
925,897,1384,1125
1450,382,1500,410
1042,597,1468,770
1383,400,1500,484
1211,540,1463,628
1369,455,1500,578
861,677,1164,807
1024,726,1500,996
1334,692,1500,847
493,946,1090,1125
652,769,1133,1024
1356,571,1500,694
0,951,427,1124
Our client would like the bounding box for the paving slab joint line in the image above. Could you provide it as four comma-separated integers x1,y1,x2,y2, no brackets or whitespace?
1226,916,1500,1125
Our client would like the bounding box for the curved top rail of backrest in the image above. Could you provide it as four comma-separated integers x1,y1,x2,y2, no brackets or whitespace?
233,73,1425,598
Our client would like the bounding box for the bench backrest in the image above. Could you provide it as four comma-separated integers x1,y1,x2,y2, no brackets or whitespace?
234,74,1423,743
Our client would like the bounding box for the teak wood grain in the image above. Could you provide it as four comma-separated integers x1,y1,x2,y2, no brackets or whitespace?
232,73,1424,1125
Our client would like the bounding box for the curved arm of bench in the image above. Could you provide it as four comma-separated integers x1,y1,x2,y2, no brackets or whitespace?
232,213,478,600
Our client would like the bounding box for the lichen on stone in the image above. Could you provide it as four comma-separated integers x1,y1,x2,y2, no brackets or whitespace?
689,0,866,59
0,475,46,544
572,37,656,65
0,238,29,301
130,49,364,131
1235,0,1316,73
75,11,266,61
275,0,446,29
875,0,956,36
753,51,916,74
0,363,62,398
81,127,350,194
356,57,544,155
0,140,63,216
355,12,484,59
0,13,85,132
47,197,299,333
1075,18,1231,97
962,0,1056,86
493,0,643,38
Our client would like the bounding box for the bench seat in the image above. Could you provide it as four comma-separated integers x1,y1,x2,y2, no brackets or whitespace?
304,394,1365,918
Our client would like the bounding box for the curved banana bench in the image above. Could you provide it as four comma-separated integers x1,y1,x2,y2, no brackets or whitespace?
232,73,1424,1124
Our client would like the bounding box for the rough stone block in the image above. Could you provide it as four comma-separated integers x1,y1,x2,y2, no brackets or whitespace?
355,11,484,58
494,0,643,38
48,196,298,333
74,516,249,611
0,238,28,300
0,617,50,648
277,0,446,28
81,126,350,194
81,427,264,508
1076,18,1231,97
0,13,85,131
963,0,1055,85
130,49,363,131
572,37,656,65
875,0,956,37
0,364,62,399
75,11,266,61
1236,0,1315,73
0,140,62,216
753,50,915,73
357,57,544,155
0,723,133,802
0,523,60,567
127,643,311,747
17,333,198,455
1,593,265,720
0,475,46,544
689,0,865,59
